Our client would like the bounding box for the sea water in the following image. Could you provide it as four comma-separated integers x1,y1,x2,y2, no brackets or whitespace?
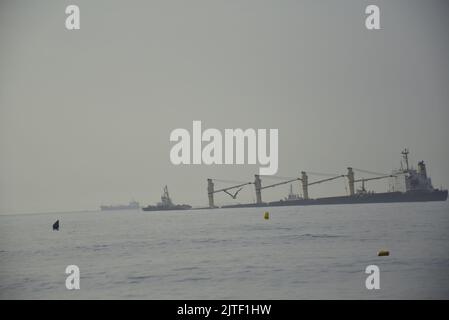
0,202,448,299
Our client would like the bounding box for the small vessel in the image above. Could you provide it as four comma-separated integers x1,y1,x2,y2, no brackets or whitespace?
52,220,59,231
142,186,192,212
100,200,140,211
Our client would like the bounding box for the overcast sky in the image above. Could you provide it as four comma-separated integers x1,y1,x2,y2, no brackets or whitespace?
1,0,448,213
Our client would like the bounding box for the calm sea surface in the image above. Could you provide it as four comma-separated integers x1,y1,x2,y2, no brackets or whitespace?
1,202,448,299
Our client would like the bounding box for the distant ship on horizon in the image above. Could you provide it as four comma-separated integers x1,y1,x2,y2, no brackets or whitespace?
100,200,140,211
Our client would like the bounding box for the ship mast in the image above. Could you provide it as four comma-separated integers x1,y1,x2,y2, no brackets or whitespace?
161,185,173,207
401,148,410,172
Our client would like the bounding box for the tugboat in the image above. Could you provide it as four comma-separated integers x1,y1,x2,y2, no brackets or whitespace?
142,186,192,212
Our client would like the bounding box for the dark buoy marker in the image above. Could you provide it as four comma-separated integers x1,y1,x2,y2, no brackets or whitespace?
53,220,59,231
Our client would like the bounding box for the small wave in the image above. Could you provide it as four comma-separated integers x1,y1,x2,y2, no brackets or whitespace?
172,266,200,272
191,238,231,244
175,277,212,282
280,233,346,241
127,275,159,283
75,244,111,252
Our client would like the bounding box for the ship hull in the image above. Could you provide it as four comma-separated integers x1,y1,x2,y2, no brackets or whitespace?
142,205,192,212
100,206,140,211
222,189,448,209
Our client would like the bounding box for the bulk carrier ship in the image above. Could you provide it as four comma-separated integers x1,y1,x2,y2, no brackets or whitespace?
209,149,447,209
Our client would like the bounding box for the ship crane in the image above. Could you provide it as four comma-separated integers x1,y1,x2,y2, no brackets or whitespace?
307,175,346,187
207,179,252,208
253,174,303,204
354,175,395,193
254,172,346,204
259,177,302,190
302,174,346,198
347,167,393,196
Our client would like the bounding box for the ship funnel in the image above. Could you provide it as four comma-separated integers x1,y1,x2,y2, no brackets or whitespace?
418,161,427,178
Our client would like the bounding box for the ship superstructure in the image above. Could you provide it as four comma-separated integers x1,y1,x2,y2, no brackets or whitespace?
285,184,302,201
390,149,435,193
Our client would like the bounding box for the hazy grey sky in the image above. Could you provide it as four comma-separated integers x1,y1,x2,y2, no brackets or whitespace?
1,0,449,213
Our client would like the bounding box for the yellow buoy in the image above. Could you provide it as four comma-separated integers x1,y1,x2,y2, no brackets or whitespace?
264,212,269,220
378,250,390,256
